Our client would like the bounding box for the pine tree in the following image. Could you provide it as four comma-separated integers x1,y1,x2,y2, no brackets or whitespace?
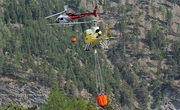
4,10,10,24
0,50,5,75
0,34,5,75
4,102,25,110
41,84,87,110
68,96,87,110
153,49,163,61
161,5,167,21
41,84,68,110
145,11,150,21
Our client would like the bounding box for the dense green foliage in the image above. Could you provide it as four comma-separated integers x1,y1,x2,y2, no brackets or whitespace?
41,84,87,110
107,0,180,109
1,0,180,109
0,102,37,110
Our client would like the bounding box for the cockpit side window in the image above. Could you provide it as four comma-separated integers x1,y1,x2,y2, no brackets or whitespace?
69,13,75,16
58,18,63,21
95,29,100,33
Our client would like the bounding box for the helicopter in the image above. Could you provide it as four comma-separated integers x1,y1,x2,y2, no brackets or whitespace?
83,20,115,51
45,5,97,27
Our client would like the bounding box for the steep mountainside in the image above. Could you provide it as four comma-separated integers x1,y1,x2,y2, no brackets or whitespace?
0,0,180,110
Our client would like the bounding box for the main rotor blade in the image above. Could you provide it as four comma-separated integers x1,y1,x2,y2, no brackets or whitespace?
47,23,60,25
45,10,66,19
99,36,108,40
46,21,91,25
63,21,91,24
44,5,68,19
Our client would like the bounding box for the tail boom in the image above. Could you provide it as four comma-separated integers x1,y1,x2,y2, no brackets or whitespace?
67,6,97,19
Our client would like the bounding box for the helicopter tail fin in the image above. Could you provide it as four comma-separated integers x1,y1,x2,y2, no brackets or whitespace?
105,24,108,38
64,5,68,12
93,6,97,17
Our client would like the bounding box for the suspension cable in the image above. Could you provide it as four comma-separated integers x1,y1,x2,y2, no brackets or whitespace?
95,49,104,95
97,52,104,93
95,49,98,94
95,49,101,94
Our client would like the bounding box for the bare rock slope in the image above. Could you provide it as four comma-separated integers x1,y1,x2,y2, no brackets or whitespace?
0,77,49,108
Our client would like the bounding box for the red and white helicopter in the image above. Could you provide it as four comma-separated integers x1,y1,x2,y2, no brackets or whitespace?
45,5,97,26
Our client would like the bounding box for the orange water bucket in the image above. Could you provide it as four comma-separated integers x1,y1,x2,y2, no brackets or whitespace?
71,38,76,42
96,94,107,107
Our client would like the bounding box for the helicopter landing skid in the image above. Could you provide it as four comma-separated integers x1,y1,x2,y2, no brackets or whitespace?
68,24,73,26
58,24,73,27
58,24,66,27
83,43,91,51
100,41,108,50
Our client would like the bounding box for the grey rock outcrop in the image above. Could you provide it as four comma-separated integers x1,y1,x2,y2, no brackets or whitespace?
0,80,49,108
156,89,180,110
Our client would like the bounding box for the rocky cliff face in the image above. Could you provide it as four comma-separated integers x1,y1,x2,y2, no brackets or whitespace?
0,77,49,108
157,89,180,110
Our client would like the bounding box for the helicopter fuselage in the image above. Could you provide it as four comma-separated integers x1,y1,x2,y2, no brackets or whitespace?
83,23,112,51
55,14,72,23
84,26,102,44
55,13,95,23
45,5,97,26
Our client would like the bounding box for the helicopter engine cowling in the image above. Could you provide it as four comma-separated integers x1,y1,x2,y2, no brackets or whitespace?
96,31,102,38
98,31,102,35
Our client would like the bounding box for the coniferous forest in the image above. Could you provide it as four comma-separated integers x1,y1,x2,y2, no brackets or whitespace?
0,0,180,110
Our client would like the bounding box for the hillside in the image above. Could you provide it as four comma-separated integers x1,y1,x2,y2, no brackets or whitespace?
0,0,180,110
